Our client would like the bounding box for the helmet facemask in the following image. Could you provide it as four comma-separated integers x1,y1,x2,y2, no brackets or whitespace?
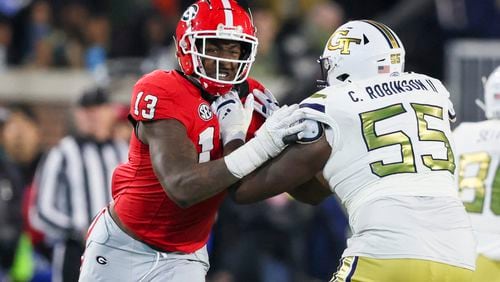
317,55,349,89
175,0,259,95
180,26,258,87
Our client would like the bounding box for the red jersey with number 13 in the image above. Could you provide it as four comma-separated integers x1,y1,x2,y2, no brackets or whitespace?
111,70,266,253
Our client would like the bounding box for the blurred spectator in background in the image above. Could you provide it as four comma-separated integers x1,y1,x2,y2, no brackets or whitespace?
275,1,344,104
2,103,43,185
0,0,31,17
0,107,27,281
436,0,500,38
2,103,50,282
0,107,8,157
0,16,13,72
369,0,445,80
151,0,179,19
249,7,289,100
139,11,177,73
52,2,88,68
25,0,54,68
1,103,51,261
84,14,111,86
112,103,132,143
30,88,128,282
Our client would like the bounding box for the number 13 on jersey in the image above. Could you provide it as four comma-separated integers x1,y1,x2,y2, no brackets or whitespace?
134,91,158,119
133,91,216,163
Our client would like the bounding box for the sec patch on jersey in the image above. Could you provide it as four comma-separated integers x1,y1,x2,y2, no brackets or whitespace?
198,103,213,121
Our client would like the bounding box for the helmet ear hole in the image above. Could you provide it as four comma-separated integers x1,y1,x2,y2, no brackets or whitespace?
336,74,350,82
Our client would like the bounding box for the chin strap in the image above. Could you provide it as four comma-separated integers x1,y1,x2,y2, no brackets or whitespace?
177,70,218,103
233,80,250,99
316,79,329,89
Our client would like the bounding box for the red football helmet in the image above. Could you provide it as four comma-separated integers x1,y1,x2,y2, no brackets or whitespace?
175,0,258,95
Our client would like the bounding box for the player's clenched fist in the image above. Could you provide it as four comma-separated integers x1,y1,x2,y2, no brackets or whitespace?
224,104,306,179
255,104,306,157
253,88,279,119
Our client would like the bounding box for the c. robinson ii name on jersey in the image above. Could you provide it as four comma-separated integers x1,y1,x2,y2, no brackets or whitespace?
365,78,438,99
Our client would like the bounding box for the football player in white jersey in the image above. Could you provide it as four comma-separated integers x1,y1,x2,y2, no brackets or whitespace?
454,66,500,282
227,20,476,281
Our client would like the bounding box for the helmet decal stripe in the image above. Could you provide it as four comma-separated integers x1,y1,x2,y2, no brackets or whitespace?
372,21,401,48
221,0,234,26
362,20,400,49
361,20,393,48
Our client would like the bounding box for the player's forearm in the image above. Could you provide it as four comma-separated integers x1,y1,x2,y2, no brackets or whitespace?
287,176,332,205
231,138,331,204
159,159,239,208
229,170,284,204
229,151,299,204
159,135,277,208
223,139,245,156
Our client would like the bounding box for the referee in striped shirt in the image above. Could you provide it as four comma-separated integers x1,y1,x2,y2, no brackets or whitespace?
30,88,128,282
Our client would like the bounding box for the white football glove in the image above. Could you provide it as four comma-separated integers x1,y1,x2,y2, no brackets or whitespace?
224,104,307,178
254,104,306,157
211,91,254,145
253,88,279,119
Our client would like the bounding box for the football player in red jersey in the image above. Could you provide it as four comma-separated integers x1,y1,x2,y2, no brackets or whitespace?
78,1,306,281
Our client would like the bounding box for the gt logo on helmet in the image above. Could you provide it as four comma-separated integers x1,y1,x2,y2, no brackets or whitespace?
327,30,361,55
181,4,199,22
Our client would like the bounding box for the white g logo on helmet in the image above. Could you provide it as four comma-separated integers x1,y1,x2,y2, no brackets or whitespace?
181,4,199,22
318,20,405,87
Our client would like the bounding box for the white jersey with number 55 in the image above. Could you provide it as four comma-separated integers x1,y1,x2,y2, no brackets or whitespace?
299,72,476,270
454,120,500,260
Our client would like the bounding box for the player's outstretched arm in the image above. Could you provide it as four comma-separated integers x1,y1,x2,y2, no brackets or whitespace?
138,105,306,208
230,133,332,205
287,173,333,205
139,119,238,208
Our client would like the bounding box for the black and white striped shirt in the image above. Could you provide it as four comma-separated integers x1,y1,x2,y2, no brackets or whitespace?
32,136,128,239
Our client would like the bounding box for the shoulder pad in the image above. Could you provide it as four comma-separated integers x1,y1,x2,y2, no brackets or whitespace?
300,92,327,114
297,120,325,144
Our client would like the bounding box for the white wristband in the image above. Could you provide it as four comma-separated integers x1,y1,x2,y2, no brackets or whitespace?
224,137,271,179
